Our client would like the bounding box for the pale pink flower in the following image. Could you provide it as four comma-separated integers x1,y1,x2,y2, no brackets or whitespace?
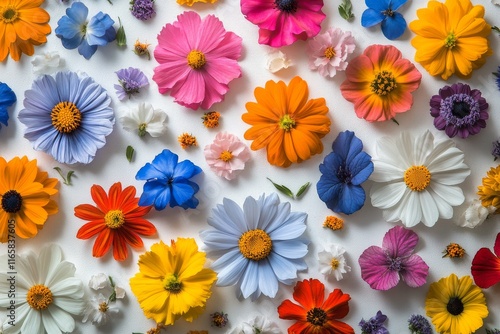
153,11,242,110
307,27,355,78
204,132,251,180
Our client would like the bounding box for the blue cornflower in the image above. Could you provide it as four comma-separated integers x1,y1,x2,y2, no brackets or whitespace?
200,193,308,301
359,311,389,334
136,149,202,210
55,2,116,59
408,314,433,334
114,67,149,100
0,82,16,130
361,0,408,40
317,130,373,215
18,71,114,164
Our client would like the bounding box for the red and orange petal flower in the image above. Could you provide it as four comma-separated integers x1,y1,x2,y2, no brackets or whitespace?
340,44,422,122
75,182,155,261
471,232,500,289
277,278,354,334
0,0,51,62
0,156,58,242
242,76,330,168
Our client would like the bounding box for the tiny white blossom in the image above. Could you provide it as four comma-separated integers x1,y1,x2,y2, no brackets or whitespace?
456,199,496,228
89,273,110,290
31,51,63,75
120,102,167,137
318,243,351,281
265,50,292,73
228,315,282,334
82,293,119,326
114,286,126,299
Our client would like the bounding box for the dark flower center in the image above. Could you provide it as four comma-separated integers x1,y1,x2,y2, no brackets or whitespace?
275,0,297,12
1,190,23,213
306,307,327,327
383,9,395,17
388,257,402,271
337,164,352,183
121,79,141,95
440,93,481,127
2,7,18,23
452,101,470,118
446,297,464,316
370,71,397,96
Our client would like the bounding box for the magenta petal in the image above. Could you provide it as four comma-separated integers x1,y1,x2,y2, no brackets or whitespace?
359,246,400,290
170,70,205,109
400,254,429,288
382,225,418,258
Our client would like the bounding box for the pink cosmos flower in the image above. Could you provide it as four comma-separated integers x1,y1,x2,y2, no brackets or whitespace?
240,0,326,47
204,132,251,180
153,11,242,110
358,225,429,290
307,27,355,78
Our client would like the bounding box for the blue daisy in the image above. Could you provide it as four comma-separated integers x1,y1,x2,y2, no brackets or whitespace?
317,131,373,215
0,82,16,130
18,71,114,164
361,0,408,40
200,193,308,301
136,149,202,210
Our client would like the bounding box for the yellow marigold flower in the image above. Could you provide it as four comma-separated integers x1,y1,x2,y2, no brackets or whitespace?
178,133,198,149
202,111,221,128
134,39,151,60
130,238,217,326
478,165,500,213
177,0,217,6
323,216,344,231
409,0,492,80
442,243,466,258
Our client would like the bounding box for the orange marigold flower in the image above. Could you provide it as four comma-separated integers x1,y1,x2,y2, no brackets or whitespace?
178,133,198,149
443,243,466,258
0,0,51,61
75,182,155,261
409,0,492,80
134,39,151,59
340,44,422,122
478,165,500,213
323,216,344,230
242,76,330,167
202,111,221,128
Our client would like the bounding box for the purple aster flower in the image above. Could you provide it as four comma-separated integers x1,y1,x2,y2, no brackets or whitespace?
430,82,489,138
114,67,149,100
358,225,429,290
493,139,500,161
359,311,388,334
130,0,155,21
408,314,432,334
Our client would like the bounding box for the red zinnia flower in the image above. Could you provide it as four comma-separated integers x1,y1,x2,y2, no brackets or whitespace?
471,232,500,288
277,278,354,334
75,182,155,261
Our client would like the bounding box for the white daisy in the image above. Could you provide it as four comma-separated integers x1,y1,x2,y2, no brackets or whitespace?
370,130,470,227
0,244,85,334
120,102,167,137
317,243,351,281
456,199,496,228
31,51,63,75
228,314,282,334
82,293,119,326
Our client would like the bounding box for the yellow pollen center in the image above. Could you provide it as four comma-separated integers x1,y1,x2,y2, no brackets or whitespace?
1,7,18,23
330,258,340,269
219,150,233,162
404,165,431,192
187,50,206,69
370,71,397,96
238,229,272,261
324,46,336,59
99,302,109,313
163,274,182,293
51,101,82,133
279,114,296,131
445,32,456,49
26,284,53,310
104,210,125,229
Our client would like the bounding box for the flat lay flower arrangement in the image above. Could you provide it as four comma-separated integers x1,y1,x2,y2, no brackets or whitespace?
2,0,500,333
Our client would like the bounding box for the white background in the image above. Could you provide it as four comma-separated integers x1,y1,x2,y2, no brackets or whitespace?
2,0,500,333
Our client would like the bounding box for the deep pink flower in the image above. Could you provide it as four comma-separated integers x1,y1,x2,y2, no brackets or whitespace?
240,0,326,47
358,225,429,290
204,132,251,180
153,11,242,110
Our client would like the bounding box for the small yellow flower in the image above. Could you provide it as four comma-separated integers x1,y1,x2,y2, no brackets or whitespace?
442,243,465,258
478,165,500,213
134,39,151,60
178,133,198,149
202,111,221,128
177,0,217,6
323,216,344,231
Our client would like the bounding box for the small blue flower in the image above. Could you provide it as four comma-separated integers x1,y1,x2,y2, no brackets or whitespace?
136,149,202,210
55,2,116,59
317,130,373,215
408,314,433,334
361,0,408,40
114,67,149,100
359,310,389,334
0,82,16,130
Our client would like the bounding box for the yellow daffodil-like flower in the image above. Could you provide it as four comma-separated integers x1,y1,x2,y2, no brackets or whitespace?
130,238,217,326
409,0,492,80
177,0,217,6
478,165,500,213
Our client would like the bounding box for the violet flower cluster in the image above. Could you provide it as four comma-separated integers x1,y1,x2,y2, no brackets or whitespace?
130,0,156,21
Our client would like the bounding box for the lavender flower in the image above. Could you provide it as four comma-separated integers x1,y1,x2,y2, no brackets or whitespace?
114,67,149,100
408,314,432,334
359,311,388,334
130,0,155,21
492,139,500,161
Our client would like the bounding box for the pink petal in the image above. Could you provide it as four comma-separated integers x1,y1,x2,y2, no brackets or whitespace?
196,14,227,53
152,61,190,94
382,225,419,258
207,32,242,61
174,11,203,50
169,70,206,109
359,246,400,290
400,254,429,288
205,57,241,86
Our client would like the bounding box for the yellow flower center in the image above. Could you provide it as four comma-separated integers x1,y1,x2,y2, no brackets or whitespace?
279,114,296,131
187,50,206,69
444,32,457,49
104,210,125,229
370,71,397,96
238,229,272,261
219,150,233,162
324,46,336,59
404,165,431,192
138,123,147,137
163,274,182,293
26,284,53,310
330,258,340,270
51,101,82,133
323,216,344,230
1,7,18,23
99,302,109,313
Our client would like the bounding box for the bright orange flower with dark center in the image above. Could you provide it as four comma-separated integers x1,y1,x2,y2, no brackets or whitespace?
277,278,354,334
75,182,155,261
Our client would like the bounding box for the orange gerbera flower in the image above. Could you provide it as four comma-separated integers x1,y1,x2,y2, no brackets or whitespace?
242,76,330,167
340,44,421,122
0,156,58,242
0,0,51,61
75,182,155,261
277,278,354,334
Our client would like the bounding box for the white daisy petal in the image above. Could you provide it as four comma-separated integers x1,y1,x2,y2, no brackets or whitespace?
419,191,439,226
430,183,465,208
48,305,76,332
21,309,42,334
370,182,407,209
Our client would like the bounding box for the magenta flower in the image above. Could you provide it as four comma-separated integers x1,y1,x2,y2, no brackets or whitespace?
358,225,429,290
153,11,242,110
241,0,326,47
204,132,251,180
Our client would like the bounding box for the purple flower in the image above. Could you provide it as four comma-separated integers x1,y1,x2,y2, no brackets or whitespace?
430,82,489,138
114,67,149,100
359,311,388,334
358,225,429,290
130,0,155,21
408,314,432,334
494,66,500,91
493,139,500,161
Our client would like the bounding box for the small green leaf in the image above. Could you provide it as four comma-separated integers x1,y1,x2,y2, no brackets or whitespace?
295,182,310,199
53,167,75,185
267,178,294,199
116,17,126,47
126,145,135,162
492,26,500,34
391,118,400,125
339,0,354,21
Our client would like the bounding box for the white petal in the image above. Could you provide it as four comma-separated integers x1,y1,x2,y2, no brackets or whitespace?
21,309,42,334
419,190,439,227
47,305,76,333
430,183,465,208
370,182,407,209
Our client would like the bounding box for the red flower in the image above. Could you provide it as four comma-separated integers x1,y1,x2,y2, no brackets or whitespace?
75,182,155,261
277,278,354,334
471,232,500,288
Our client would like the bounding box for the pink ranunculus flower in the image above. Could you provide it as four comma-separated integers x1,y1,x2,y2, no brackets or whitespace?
204,132,251,180
241,0,326,47
307,27,356,78
358,225,429,290
153,11,242,110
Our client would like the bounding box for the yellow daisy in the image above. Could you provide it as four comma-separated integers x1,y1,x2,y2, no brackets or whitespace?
478,165,500,213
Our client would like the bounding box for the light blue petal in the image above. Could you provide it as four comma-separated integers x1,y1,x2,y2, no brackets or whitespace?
268,212,307,240
272,240,308,259
199,230,238,250
257,261,278,298
256,193,279,230
243,195,260,230
77,40,98,60
261,201,291,234
366,0,390,11
86,12,115,45
212,250,247,286
239,260,259,299
268,253,299,281
381,12,407,40
66,2,88,24
222,197,248,233
207,205,245,236
361,8,385,28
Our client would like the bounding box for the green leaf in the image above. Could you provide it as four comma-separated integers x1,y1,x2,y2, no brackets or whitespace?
267,178,294,199
116,17,126,47
295,182,310,198
53,167,75,185
126,145,135,162
339,0,354,21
